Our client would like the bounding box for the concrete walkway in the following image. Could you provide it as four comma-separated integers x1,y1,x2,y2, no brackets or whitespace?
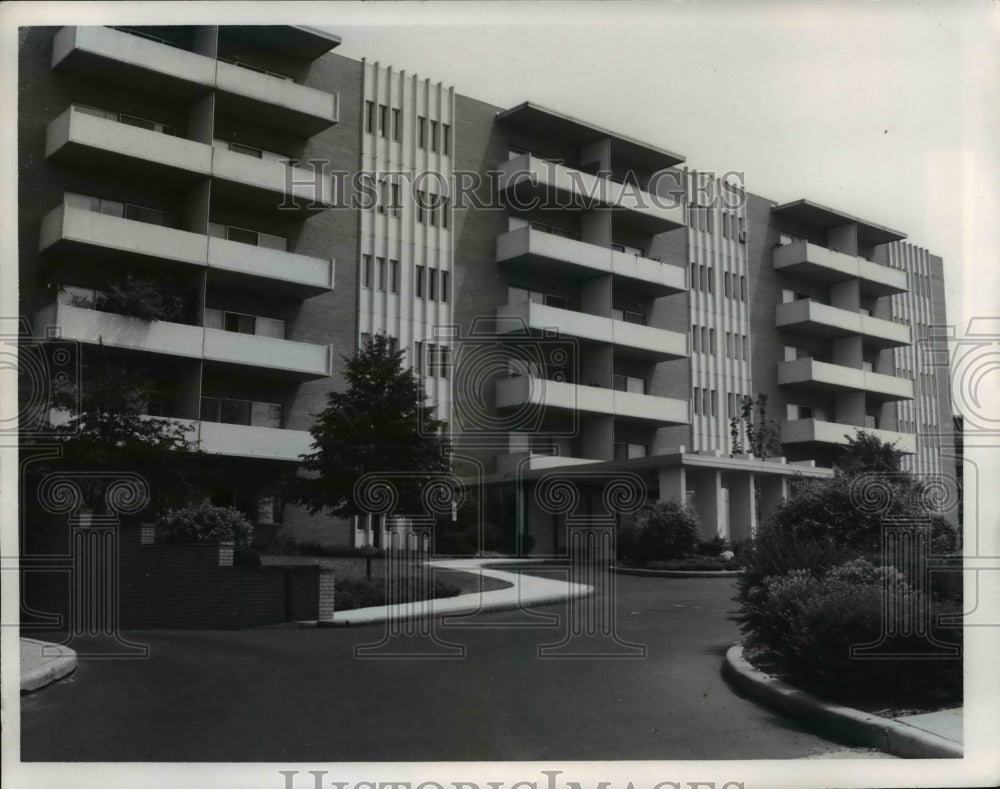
305,557,589,627
20,638,78,692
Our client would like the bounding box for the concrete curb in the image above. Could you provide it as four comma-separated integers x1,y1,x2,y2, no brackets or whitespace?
612,565,741,578
300,558,588,628
722,645,963,759
21,639,78,693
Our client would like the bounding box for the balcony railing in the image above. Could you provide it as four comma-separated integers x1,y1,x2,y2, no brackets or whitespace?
777,358,914,402
781,418,917,454
773,239,907,296
46,106,335,212
496,375,689,426
36,302,331,380
52,26,339,135
497,300,688,361
39,203,335,297
775,299,911,349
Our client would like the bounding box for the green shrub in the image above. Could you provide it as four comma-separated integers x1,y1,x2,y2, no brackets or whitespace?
156,503,253,545
334,576,461,611
642,555,741,571
97,274,186,323
738,558,962,706
694,535,728,556
253,534,384,558
618,499,701,564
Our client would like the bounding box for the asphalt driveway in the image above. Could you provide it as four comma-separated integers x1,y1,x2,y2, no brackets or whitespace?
21,568,866,761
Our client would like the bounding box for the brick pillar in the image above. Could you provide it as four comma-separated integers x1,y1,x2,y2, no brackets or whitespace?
317,568,336,622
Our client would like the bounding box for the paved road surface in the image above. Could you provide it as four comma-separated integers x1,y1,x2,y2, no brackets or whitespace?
21,568,884,761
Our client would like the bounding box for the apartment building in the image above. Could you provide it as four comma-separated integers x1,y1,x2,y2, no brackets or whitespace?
18,25,957,553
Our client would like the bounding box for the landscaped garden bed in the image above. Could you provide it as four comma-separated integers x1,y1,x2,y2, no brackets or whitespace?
732,432,963,715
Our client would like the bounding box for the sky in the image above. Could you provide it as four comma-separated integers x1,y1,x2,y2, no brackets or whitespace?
320,0,998,330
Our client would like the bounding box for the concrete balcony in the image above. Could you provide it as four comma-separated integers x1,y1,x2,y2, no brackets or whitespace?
45,107,335,212
183,419,313,462
39,204,334,297
495,375,689,426
775,299,910,350
497,153,686,235
498,300,688,362
773,239,907,297
36,303,331,380
496,227,686,296
781,419,917,454
777,358,914,402
51,26,339,135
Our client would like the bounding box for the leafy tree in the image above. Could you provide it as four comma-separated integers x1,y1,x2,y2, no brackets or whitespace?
729,392,781,458
292,333,451,521
22,356,202,514
834,428,904,475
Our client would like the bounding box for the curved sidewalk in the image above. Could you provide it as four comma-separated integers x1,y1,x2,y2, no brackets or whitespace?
21,638,78,692
305,557,589,627
723,645,963,759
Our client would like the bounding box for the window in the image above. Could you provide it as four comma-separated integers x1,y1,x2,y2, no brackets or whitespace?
703,388,711,417
614,442,647,460
440,197,449,229
414,341,425,376
361,255,372,288
415,265,425,298
256,490,284,525
724,273,732,299
389,259,399,294
693,387,701,416
379,104,388,138
740,276,748,301
690,262,698,290
428,269,438,301
701,327,709,354
365,101,375,133
613,374,646,394
692,325,700,353
390,183,401,217
224,311,255,335
73,103,175,135
711,389,718,417
392,109,401,141
66,191,174,228
428,344,451,378
376,257,386,291
418,116,427,149
440,271,450,302
360,332,372,350
201,397,281,428
208,222,287,251
743,336,749,361
709,328,716,354
442,124,451,155
430,121,439,152
416,191,426,224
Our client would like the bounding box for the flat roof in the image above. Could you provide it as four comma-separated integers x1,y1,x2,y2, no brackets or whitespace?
771,199,907,245
496,102,685,171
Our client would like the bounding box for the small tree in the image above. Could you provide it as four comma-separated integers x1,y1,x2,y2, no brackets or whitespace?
22,357,202,514
834,429,903,475
292,333,451,524
729,392,781,458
